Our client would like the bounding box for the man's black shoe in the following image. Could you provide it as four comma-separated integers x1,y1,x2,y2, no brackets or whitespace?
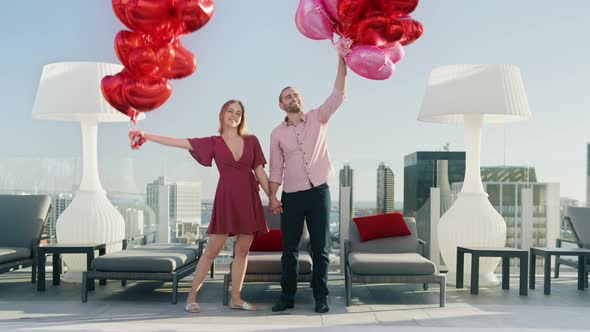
315,298,329,313
271,299,294,312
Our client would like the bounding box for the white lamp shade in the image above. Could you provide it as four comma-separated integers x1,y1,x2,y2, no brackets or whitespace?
32,62,144,122
417,64,531,124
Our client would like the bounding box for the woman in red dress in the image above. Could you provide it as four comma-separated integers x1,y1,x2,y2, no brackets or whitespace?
133,100,271,312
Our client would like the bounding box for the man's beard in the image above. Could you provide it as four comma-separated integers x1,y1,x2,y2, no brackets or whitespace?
285,104,301,113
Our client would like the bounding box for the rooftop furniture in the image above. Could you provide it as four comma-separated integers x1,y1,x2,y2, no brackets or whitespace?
0,195,52,283
456,246,528,295
344,216,446,307
32,62,144,282
555,206,590,288
38,243,106,291
418,64,531,286
530,246,590,295
81,237,206,304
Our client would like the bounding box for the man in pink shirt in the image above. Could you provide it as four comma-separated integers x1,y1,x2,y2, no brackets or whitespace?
268,56,347,313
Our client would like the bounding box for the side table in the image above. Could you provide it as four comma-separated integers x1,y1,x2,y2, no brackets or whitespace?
529,247,590,295
37,243,106,291
456,246,528,295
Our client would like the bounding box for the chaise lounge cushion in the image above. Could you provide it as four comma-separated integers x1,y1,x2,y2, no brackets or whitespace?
246,251,312,274
92,248,197,273
348,252,436,275
0,247,32,264
143,243,201,251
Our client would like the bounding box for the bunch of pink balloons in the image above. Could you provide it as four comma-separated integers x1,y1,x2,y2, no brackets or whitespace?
101,0,214,122
295,0,423,80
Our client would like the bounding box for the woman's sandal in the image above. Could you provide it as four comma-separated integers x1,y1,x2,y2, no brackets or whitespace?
185,303,200,313
229,301,257,311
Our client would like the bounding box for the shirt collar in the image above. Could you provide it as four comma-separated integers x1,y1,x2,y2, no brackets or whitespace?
283,112,307,126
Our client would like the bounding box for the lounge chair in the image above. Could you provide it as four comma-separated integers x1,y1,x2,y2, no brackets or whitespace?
0,195,51,283
555,206,590,287
81,237,206,304
344,216,446,307
222,207,312,305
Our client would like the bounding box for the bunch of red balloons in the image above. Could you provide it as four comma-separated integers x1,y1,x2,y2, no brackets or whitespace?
295,0,423,80
101,0,214,122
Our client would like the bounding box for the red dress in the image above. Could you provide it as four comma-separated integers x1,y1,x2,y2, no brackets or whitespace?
188,135,268,235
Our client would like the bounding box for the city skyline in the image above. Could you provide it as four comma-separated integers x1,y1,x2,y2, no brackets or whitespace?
1,1,589,203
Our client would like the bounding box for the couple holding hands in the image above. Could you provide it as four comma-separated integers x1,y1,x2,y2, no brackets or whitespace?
133,56,347,313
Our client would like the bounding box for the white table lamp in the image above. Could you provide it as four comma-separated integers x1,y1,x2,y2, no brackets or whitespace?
418,64,531,286
32,62,144,282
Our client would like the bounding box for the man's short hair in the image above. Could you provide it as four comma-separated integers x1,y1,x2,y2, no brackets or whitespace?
279,86,293,103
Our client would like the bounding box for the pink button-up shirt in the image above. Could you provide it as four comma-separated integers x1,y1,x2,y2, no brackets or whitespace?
269,88,346,193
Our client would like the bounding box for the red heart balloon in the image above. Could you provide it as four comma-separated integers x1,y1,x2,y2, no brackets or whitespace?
112,0,134,30
101,73,132,116
128,47,158,77
371,0,419,18
125,0,174,34
174,0,215,35
122,76,172,112
114,30,144,68
399,16,423,45
161,40,197,79
355,14,404,47
338,0,371,28
155,44,176,76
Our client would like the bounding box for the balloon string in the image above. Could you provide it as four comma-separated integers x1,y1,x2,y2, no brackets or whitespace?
128,109,146,150
321,6,352,58
333,36,353,58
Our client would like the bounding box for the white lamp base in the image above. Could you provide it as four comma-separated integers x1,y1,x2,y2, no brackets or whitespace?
56,190,125,283
438,192,506,287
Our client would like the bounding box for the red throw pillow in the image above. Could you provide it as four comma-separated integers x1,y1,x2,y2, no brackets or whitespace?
352,212,411,242
250,228,283,251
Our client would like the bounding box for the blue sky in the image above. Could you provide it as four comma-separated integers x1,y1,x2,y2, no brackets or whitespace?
1,1,589,203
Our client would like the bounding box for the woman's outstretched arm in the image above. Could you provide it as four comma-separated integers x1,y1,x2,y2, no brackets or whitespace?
136,131,192,150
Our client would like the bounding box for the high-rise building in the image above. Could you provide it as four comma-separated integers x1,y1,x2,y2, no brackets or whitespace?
376,162,395,214
122,207,145,239
339,163,354,218
46,193,73,241
146,176,167,218
146,176,202,243
403,151,466,242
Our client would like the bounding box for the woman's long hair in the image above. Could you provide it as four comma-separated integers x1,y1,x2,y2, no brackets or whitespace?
218,99,248,136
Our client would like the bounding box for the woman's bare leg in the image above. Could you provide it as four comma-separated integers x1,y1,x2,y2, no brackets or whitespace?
186,234,228,305
230,234,255,306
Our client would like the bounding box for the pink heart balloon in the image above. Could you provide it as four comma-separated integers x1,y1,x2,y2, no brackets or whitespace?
321,0,340,22
381,42,405,64
345,45,395,80
295,0,334,40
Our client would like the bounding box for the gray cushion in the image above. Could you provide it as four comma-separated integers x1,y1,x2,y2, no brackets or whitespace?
567,207,590,246
144,243,200,252
0,247,32,264
0,195,51,248
246,251,312,274
348,252,436,275
349,217,419,253
92,248,197,273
